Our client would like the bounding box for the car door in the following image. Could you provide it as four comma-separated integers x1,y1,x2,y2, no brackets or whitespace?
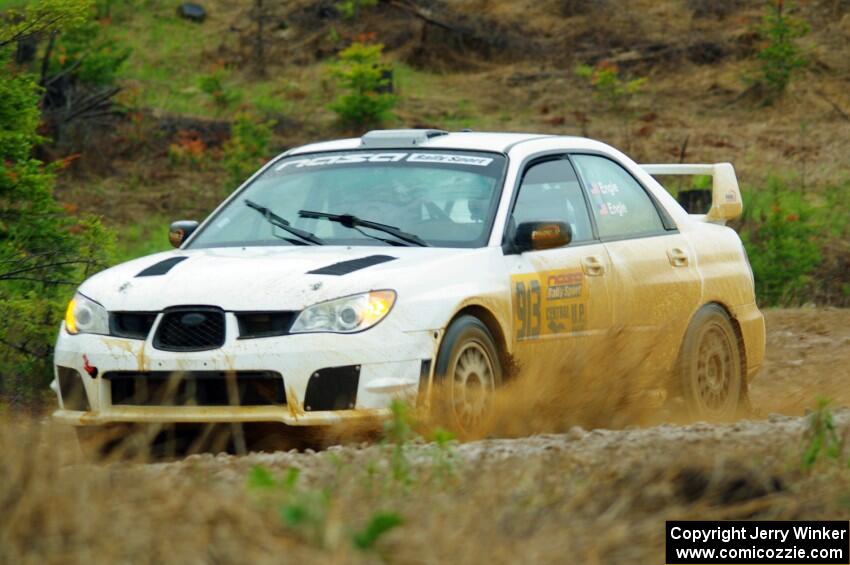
570,153,701,375
502,156,614,371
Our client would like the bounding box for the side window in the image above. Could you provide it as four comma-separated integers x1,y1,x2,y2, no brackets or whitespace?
512,158,594,244
571,154,665,239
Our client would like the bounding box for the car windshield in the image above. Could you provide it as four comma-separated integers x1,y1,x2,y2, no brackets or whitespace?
188,150,507,249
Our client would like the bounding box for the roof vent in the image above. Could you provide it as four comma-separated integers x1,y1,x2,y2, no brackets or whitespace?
360,129,448,148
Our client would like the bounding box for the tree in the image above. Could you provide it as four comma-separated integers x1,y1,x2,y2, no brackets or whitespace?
0,0,90,49
752,0,809,103
0,0,115,406
329,42,396,128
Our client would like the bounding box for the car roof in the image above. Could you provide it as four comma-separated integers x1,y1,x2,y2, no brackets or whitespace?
286,131,610,156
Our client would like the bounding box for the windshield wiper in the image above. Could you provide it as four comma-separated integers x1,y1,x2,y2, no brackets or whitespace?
244,200,324,245
298,210,429,247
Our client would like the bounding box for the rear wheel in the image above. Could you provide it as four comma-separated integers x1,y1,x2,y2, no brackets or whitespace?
434,316,503,431
678,304,744,419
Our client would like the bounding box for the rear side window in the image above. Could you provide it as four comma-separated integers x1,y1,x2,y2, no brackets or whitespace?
512,159,594,244
572,154,665,239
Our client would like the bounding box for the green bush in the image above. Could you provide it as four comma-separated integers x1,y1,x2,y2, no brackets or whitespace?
0,0,91,47
48,19,130,87
739,181,821,306
222,113,274,190
752,0,809,102
198,69,242,112
336,0,377,20
329,42,396,128
575,61,646,115
0,47,115,405
575,61,646,146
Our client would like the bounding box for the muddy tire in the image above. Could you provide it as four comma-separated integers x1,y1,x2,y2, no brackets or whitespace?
434,315,503,431
678,304,744,420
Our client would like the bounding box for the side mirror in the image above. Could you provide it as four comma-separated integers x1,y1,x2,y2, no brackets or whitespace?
168,220,199,248
514,221,571,253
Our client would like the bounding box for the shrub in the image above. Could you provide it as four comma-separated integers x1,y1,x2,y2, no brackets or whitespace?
751,0,809,102
198,69,242,112
336,0,377,20
48,19,130,87
329,42,396,128
221,113,274,190
0,45,115,405
576,61,646,117
575,61,646,147
0,0,91,47
738,181,821,306
167,130,206,166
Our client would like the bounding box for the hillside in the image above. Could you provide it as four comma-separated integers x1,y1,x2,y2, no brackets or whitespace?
55,0,850,209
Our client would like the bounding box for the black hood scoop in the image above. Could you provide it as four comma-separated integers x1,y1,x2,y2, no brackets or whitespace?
308,255,396,276
136,256,189,277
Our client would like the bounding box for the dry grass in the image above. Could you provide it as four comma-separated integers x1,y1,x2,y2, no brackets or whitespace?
2,408,849,564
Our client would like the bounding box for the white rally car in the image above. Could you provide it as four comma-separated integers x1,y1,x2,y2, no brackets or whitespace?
53,130,765,434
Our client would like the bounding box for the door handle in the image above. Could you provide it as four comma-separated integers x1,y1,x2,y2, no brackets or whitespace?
581,255,605,276
667,247,689,267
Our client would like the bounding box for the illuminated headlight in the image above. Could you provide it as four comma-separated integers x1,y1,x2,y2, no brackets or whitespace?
289,290,396,334
64,293,109,335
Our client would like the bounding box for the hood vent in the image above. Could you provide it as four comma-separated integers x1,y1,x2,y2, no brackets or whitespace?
136,256,188,277
307,255,396,276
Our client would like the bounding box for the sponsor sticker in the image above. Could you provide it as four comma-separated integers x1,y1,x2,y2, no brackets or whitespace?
512,268,588,341
407,153,494,167
598,201,629,217
275,152,494,171
591,181,620,196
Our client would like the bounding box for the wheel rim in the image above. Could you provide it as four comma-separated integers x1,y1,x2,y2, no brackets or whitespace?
694,322,735,414
450,340,496,429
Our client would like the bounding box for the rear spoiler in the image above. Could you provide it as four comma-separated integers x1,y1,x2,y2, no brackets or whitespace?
641,163,742,224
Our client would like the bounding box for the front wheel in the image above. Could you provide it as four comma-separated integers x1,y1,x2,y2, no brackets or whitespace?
678,304,744,420
434,315,503,431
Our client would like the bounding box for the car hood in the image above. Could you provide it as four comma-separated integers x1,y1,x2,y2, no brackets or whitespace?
79,245,479,311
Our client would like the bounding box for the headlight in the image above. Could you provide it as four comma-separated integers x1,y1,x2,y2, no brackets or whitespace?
64,293,109,335
289,290,396,334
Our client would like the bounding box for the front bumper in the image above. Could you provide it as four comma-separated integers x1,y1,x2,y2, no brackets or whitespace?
52,316,438,427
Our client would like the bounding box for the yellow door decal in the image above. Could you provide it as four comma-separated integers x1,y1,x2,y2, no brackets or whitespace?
512,269,588,341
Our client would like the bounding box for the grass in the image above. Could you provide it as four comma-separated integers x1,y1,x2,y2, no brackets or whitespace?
106,1,222,117
2,407,849,563
801,399,846,470
111,214,172,263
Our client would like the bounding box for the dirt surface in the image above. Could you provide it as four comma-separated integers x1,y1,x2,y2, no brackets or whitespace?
2,308,849,564
751,308,850,415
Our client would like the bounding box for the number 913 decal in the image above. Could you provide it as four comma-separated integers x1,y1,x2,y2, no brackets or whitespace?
512,269,588,341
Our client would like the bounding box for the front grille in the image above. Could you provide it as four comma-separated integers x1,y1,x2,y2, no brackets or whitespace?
106,371,285,406
153,307,225,351
110,312,158,340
